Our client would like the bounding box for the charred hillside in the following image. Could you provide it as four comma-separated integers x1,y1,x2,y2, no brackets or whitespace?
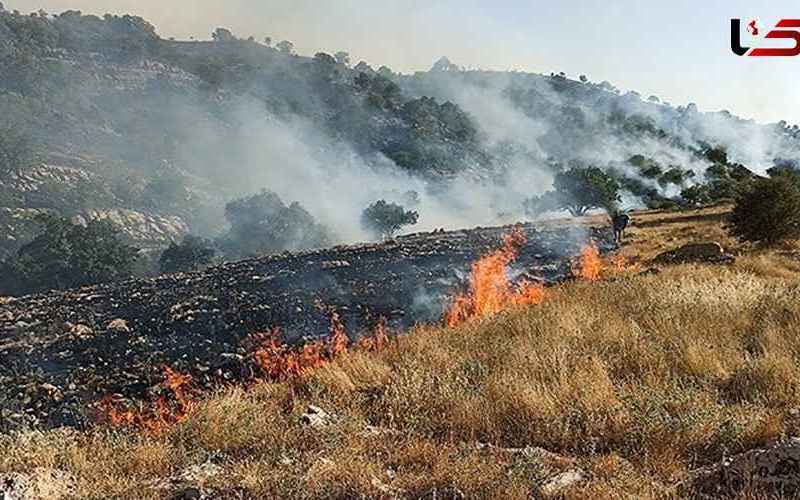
0,222,614,430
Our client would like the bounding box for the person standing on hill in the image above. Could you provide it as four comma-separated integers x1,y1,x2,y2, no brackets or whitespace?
612,212,631,243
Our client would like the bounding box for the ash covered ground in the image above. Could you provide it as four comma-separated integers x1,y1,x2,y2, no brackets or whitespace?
0,222,614,430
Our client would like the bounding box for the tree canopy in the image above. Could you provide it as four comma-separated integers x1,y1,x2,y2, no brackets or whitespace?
221,190,332,257
159,235,215,274
361,200,419,239
526,166,620,217
0,214,139,295
730,173,800,244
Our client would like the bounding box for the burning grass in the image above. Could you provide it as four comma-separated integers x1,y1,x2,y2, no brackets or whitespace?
4,207,800,498
445,228,546,327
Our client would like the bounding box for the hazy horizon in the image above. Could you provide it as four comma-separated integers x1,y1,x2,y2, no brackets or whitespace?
5,0,800,126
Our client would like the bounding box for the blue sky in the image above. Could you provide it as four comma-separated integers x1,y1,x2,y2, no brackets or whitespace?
8,0,800,124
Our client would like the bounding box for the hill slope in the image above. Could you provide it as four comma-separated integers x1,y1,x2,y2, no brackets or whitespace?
2,8,800,264
2,206,799,498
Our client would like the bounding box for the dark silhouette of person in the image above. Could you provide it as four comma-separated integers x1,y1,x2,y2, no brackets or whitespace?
612,212,631,243
747,20,758,36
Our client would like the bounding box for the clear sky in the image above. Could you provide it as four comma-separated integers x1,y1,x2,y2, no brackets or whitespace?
6,0,800,124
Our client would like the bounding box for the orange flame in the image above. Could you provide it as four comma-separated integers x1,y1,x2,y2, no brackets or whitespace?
446,228,545,327
248,311,356,382
609,253,627,273
574,244,602,281
573,245,640,281
98,365,196,432
357,317,390,352
328,311,349,358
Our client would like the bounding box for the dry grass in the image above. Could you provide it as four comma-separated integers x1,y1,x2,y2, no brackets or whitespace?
3,206,800,499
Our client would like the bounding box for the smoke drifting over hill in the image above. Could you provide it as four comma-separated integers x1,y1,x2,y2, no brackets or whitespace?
1,8,800,261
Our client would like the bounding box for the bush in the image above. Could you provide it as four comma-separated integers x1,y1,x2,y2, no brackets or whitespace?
730,174,800,244
221,190,332,257
0,214,139,295
681,184,712,207
159,235,215,274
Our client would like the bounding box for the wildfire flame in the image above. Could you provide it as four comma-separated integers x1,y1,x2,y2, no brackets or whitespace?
357,317,389,352
573,244,639,281
328,311,349,358
249,311,360,382
574,244,602,281
98,232,638,432
445,228,545,327
98,365,196,433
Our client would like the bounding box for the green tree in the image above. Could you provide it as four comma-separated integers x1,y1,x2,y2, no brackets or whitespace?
361,200,419,239
159,235,215,274
211,27,235,42
334,51,350,66
730,174,800,244
551,166,621,216
680,184,712,207
0,214,139,295
222,190,331,257
276,40,294,55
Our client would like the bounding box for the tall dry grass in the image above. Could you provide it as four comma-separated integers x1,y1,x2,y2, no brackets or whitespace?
2,207,800,499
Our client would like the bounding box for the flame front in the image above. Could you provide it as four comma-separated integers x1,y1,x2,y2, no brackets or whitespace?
98,365,195,433
575,244,602,281
446,228,545,327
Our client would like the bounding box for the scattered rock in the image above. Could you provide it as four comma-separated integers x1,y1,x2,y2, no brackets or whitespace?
301,405,337,428
106,318,130,333
0,223,615,430
536,468,590,497
68,323,94,338
653,242,734,265
417,486,465,499
321,260,351,270
0,468,75,500
682,438,800,497
170,487,204,500
173,461,221,486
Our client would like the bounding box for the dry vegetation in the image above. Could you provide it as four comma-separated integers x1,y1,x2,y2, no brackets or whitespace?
3,206,800,499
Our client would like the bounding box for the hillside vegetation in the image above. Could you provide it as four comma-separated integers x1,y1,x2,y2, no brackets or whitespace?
2,7,800,268
3,206,800,499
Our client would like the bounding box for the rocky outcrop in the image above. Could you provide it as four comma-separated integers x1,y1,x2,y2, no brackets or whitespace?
653,242,734,265
0,208,47,260
73,209,189,249
0,163,189,257
683,438,800,497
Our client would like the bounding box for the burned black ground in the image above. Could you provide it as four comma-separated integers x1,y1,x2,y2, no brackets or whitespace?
0,222,613,430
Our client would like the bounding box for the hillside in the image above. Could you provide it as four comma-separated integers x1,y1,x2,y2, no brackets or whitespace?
0,221,613,430
2,8,800,266
2,206,799,498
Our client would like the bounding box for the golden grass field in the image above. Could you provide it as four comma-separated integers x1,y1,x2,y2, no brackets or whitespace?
3,205,800,499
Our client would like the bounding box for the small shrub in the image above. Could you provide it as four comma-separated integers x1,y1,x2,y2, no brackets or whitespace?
159,235,215,274
730,174,800,244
